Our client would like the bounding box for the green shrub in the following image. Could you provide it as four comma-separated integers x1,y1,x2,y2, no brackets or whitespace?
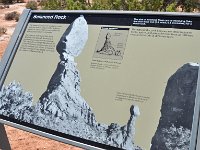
0,27,7,36
26,1,38,10
166,2,177,12
39,0,198,12
5,11,20,21
40,0,61,10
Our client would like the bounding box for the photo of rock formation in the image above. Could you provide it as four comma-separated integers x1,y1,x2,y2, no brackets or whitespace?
0,16,142,150
151,63,199,150
1,14,198,150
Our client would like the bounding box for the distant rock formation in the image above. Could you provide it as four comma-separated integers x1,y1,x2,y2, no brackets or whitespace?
151,63,199,150
0,16,141,150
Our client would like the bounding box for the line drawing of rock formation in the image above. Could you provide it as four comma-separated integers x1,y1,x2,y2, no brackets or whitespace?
151,63,198,150
94,27,129,60
96,32,122,57
0,16,142,150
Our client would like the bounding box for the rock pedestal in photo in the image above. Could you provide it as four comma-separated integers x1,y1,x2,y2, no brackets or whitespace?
0,16,141,150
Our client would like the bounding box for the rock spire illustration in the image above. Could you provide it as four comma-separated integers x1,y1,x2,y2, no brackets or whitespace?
97,32,115,55
0,16,141,150
97,32,122,57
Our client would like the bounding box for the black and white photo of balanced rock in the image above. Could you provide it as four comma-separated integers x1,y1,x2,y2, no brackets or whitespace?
151,63,199,150
0,16,142,150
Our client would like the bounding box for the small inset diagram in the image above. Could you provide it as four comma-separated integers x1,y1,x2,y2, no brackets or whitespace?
94,27,129,60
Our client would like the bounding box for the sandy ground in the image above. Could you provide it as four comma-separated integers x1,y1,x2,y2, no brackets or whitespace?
4,125,83,150
0,3,83,150
0,3,26,57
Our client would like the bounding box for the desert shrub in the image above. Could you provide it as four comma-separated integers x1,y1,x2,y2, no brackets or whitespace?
1,0,24,3
17,0,25,3
0,27,7,35
5,11,20,21
40,0,64,10
26,0,38,10
15,14,20,21
1,0,14,4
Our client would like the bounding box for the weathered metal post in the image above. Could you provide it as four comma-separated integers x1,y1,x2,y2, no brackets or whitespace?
0,123,11,150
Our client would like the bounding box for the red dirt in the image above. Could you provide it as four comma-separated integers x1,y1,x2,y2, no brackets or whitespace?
0,3,83,150
4,125,83,150
0,3,24,57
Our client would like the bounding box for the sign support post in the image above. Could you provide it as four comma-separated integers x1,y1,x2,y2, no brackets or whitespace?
0,123,11,150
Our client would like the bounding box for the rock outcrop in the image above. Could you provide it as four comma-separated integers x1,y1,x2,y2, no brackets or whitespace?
151,63,199,150
0,16,141,150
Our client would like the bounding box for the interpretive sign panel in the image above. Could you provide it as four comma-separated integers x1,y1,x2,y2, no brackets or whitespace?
0,10,200,150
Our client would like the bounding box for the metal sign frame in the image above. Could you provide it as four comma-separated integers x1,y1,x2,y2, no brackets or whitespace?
0,9,200,150
0,123,11,150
